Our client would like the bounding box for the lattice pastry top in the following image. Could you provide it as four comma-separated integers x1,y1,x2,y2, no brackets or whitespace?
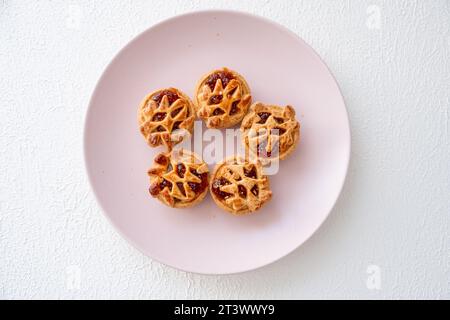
241,102,300,164
148,149,209,208
210,156,272,215
194,67,252,128
138,88,195,150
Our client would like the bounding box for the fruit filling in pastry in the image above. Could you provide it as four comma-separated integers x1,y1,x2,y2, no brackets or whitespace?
148,149,209,208
194,67,252,128
210,156,272,215
138,88,195,149
241,102,300,164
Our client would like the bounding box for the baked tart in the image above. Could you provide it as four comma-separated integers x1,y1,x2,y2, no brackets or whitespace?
241,102,300,164
194,67,252,128
210,156,272,215
138,88,195,150
148,149,209,208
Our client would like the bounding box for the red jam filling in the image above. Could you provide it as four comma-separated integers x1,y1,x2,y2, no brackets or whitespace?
208,95,223,105
257,112,271,124
188,169,208,194
212,108,225,116
230,100,240,115
238,185,247,198
189,175,208,194
149,178,172,196
152,112,167,122
154,154,168,166
176,163,186,178
176,182,186,196
244,166,257,179
152,90,179,105
211,177,232,200
172,121,181,131
274,117,285,124
250,185,259,196
160,178,172,191
170,108,182,118
205,71,235,91
155,125,166,132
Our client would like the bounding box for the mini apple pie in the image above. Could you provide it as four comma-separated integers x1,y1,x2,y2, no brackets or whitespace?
148,149,209,208
210,156,272,215
138,88,195,150
194,67,252,128
241,102,300,164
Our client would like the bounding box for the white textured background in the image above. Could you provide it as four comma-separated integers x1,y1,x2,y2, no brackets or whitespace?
1,0,449,299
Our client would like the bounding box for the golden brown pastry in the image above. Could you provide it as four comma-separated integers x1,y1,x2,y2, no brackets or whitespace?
241,102,300,164
210,156,272,215
194,67,252,128
138,88,195,150
148,149,209,208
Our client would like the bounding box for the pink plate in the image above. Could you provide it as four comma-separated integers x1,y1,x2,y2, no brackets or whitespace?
84,10,350,274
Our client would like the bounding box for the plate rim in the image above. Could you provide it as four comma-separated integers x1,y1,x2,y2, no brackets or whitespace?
83,9,351,275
